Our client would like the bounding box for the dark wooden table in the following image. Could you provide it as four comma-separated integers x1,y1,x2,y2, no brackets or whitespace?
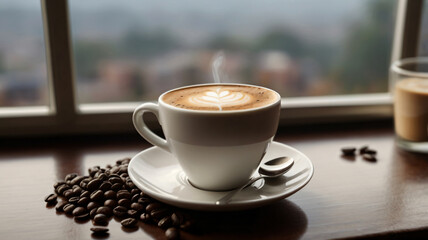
1,122,428,240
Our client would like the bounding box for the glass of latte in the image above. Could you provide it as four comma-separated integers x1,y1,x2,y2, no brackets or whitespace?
133,84,281,191
391,57,428,153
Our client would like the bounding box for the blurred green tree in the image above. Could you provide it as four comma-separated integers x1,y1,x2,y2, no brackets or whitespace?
335,0,395,93
120,30,178,57
74,41,116,79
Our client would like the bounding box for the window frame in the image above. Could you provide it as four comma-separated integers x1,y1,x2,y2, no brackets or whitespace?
0,0,421,137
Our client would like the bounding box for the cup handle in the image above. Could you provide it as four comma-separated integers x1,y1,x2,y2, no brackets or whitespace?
132,103,171,153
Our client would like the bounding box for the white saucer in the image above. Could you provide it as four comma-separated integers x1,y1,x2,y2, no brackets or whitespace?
128,141,314,211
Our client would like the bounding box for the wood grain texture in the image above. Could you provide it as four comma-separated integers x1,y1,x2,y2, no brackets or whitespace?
1,124,428,239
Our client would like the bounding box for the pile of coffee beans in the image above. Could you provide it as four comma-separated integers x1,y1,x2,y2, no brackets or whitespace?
341,145,377,161
44,158,195,239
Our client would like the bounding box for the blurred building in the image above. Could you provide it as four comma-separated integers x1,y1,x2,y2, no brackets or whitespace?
256,51,299,96
0,72,47,106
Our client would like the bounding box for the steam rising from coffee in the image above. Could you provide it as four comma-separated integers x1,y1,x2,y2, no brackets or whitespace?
208,51,240,110
212,51,225,84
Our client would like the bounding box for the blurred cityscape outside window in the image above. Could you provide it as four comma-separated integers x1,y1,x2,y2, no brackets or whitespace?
0,0,403,107
0,0,48,107
69,0,397,104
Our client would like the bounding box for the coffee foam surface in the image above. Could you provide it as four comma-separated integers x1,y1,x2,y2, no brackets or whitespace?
162,85,278,111
396,78,428,95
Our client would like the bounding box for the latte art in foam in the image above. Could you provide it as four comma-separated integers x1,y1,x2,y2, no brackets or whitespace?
162,84,279,111
189,88,251,110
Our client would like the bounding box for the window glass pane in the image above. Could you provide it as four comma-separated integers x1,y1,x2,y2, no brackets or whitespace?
0,1,49,107
418,0,428,56
69,0,396,104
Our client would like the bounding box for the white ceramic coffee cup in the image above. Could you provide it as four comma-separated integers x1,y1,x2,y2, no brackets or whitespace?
132,83,281,191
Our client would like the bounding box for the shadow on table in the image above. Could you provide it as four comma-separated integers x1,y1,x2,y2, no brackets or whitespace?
182,199,307,240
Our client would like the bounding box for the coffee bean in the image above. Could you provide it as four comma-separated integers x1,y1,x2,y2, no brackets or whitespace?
104,190,116,199
140,213,151,223
104,199,117,208
362,153,377,162
138,197,153,206
68,196,79,204
365,149,377,155
90,190,104,202
119,166,128,174
72,207,87,216
131,202,144,212
151,208,170,220
158,216,172,229
63,203,76,214
359,145,369,154
131,194,140,203
111,183,122,191
118,198,131,208
54,181,66,189
99,182,112,192
75,213,89,221
121,218,138,228
93,214,108,226
79,182,88,190
146,202,164,213
90,227,109,236
131,188,140,196
126,181,136,189
97,173,108,181
109,176,123,185
65,173,78,181
46,160,199,238
57,185,70,195
82,178,91,183
341,147,356,156
55,201,68,212
63,189,74,199
90,208,98,219
96,206,112,217
117,190,131,200
77,197,90,206
109,173,121,179
95,170,104,178
72,186,82,195
87,202,100,211
89,166,100,177
87,179,102,192
70,176,86,186
113,206,128,218
117,158,130,165
127,209,138,218
140,192,149,197
111,166,120,174
165,227,180,240
44,193,57,204
171,213,183,227
80,190,90,198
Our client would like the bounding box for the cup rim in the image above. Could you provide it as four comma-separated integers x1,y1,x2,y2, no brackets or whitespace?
391,57,428,78
158,83,281,114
